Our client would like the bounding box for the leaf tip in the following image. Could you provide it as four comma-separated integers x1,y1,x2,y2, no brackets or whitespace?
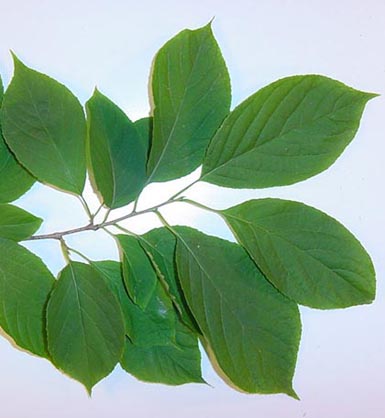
286,386,300,400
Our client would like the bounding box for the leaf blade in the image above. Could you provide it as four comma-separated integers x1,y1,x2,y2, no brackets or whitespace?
202,75,376,188
86,90,147,208
175,226,301,396
223,198,376,308
0,238,55,357
0,73,35,202
147,23,231,182
46,262,125,392
0,204,42,241
93,260,203,385
1,56,86,194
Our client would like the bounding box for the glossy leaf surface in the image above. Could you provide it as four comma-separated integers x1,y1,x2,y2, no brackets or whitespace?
147,23,231,182
46,262,125,392
202,75,375,188
223,199,376,308
86,90,147,208
0,238,54,357
1,56,86,194
175,226,301,396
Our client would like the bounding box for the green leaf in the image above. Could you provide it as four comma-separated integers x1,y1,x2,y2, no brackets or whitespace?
116,234,158,309
202,75,376,188
139,227,198,331
147,23,231,182
0,74,35,203
93,260,203,385
134,116,152,157
1,55,86,194
115,237,177,346
46,262,125,393
121,320,204,386
223,199,376,309
86,90,147,208
0,238,54,357
174,226,301,396
0,204,42,241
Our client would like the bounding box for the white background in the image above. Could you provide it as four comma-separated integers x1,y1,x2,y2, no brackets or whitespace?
0,1,384,417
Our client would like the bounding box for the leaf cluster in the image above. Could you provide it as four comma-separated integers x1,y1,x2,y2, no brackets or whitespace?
0,23,376,396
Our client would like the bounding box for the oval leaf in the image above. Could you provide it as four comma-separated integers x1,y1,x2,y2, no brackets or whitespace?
46,262,125,392
0,75,35,203
175,226,301,396
86,90,147,208
202,75,376,188
0,204,42,241
223,199,376,309
0,238,54,357
93,260,203,385
147,23,231,182
1,55,86,194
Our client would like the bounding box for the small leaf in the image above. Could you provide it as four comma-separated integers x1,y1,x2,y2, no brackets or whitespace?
1,55,86,194
0,204,42,241
202,75,376,188
223,199,376,309
86,90,147,208
116,234,158,309
93,260,176,347
0,238,55,357
0,74,35,203
139,227,198,331
46,262,125,393
147,22,231,182
175,226,301,396
94,260,203,385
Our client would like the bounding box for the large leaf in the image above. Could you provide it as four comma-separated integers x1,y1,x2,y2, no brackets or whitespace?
0,238,54,357
93,260,176,347
1,56,86,194
175,226,301,396
0,204,42,241
0,75,35,203
86,90,147,208
223,199,376,309
147,23,231,182
93,260,203,385
46,262,125,392
202,75,376,188
138,227,198,331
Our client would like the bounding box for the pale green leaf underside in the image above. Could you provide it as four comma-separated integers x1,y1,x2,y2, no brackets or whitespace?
0,238,54,357
1,56,86,194
94,260,203,385
147,23,231,182
175,226,301,396
0,75,35,202
46,262,125,392
202,75,375,188
86,90,147,209
139,227,198,331
223,199,376,309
